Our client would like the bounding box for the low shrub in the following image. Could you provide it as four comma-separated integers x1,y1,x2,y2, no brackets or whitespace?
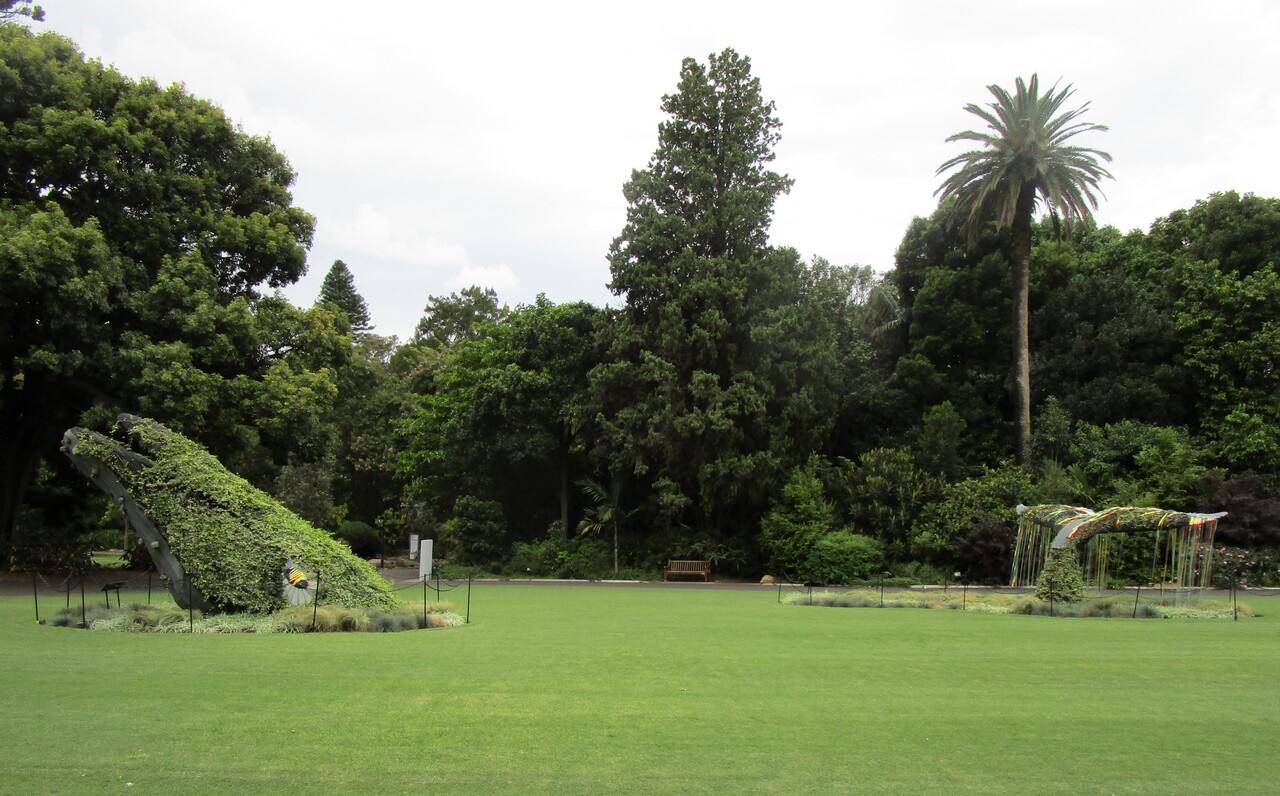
804,532,884,586
507,527,612,580
887,560,948,585
335,521,381,559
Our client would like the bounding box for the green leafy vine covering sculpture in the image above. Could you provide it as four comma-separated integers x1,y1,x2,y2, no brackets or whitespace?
63,415,401,614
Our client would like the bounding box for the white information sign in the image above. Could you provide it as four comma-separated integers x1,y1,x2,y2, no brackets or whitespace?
409,533,419,559
418,539,434,581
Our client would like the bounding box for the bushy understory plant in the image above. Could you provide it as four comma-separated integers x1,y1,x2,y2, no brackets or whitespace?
803,532,884,585
761,455,840,579
507,525,611,580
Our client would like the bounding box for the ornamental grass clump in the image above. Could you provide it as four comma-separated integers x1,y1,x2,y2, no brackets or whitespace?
42,600,464,633
46,604,116,628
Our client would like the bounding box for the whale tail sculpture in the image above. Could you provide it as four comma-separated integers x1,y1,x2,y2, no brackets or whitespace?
62,415,400,614
1012,503,1226,595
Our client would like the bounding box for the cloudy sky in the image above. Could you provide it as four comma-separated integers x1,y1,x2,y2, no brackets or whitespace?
41,1,1280,340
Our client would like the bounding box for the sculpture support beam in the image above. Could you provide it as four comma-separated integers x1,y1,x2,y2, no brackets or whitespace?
61,428,212,611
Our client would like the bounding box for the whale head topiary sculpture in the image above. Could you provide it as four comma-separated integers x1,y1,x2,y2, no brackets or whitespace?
63,414,401,614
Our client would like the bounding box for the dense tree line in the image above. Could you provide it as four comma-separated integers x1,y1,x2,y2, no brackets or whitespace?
4,27,1278,585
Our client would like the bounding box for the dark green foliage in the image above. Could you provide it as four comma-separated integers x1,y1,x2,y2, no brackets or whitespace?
1174,254,1280,476
441,495,506,568
1147,191,1280,277
272,456,342,531
842,448,941,561
760,456,839,578
331,332,415,532
1036,547,1085,603
886,204,1015,461
1197,472,1280,548
909,401,967,481
886,561,947,584
804,532,884,586
1065,420,1205,507
608,48,791,272
0,25,327,560
414,286,508,348
1084,532,1165,587
948,514,1018,585
508,526,612,580
317,260,373,334
336,521,380,558
577,477,630,576
1031,230,1191,427
913,464,1037,563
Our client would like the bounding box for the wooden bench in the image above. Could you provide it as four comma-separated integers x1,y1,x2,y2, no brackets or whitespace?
664,560,711,582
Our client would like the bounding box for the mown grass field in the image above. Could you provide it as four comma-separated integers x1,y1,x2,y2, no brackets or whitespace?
2,583,1278,794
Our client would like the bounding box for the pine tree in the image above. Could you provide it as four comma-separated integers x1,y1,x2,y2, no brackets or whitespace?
317,260,373,334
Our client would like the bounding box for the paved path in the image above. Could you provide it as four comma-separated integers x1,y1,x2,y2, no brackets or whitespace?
4,567,1276,599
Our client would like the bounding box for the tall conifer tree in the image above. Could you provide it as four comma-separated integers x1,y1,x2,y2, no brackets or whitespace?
591,49,854,554
317,259,373,334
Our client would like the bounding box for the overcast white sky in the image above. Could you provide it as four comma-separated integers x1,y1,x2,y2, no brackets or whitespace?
40,1,1280,340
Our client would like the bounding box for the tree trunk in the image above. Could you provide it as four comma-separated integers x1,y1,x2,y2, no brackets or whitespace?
0,404,60,562
0,451,41,560
558,453,568,540
559,434,570,539
1010,186,1037,466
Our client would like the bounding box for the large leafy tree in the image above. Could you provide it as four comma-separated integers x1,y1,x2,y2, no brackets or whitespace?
1031,226,1192,428
0,25,322,555
935,74,1111,464
400,298,601,543
1143,193,1280,479
413,286,508,349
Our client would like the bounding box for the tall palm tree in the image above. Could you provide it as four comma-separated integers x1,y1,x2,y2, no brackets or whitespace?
936,74,1112,465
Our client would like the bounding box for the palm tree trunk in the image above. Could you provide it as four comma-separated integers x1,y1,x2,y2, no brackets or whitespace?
1010,186,1036,466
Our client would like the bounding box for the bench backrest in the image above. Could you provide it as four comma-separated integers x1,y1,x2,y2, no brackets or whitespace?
667,560,710,571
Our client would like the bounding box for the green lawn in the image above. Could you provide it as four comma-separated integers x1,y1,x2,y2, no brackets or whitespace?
2,584,1277,794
